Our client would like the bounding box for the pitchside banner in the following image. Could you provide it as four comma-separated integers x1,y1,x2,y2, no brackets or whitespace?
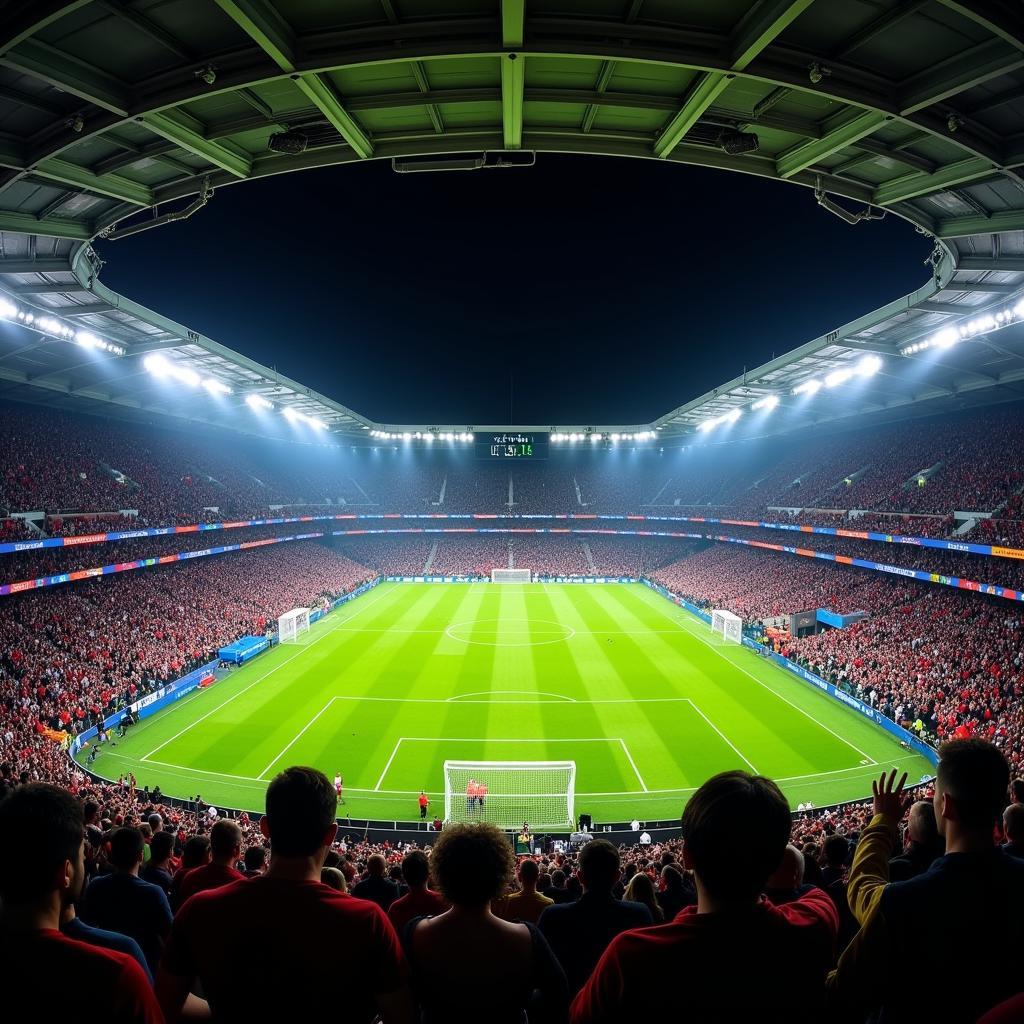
6,511,1021,561
641,579,938,770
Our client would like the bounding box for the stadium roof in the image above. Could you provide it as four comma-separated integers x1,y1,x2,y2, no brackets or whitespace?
1,0,1024,443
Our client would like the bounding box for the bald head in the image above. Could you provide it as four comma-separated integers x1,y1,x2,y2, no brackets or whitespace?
764,844,804,892
907,800,939,844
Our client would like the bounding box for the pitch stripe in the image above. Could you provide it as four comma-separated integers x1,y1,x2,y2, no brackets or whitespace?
139,583,399,763
256,698,336,780
686,700,758,774
638,588,879,767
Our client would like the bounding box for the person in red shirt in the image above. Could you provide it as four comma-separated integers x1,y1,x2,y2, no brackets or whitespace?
418,791,430,819
156,766,412,1023
175,819,244,907
0,784,162,1024
388,849,448,934
572,771,839,1022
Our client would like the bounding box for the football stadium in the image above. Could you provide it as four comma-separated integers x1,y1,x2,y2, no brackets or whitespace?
0,1,1023,1020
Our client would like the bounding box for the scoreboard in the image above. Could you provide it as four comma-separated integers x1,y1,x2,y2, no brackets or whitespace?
475,432,548,460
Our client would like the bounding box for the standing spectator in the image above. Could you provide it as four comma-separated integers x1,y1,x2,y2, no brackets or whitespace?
156,766,411,1023
545,868,573,905
405,822,568,1023
169,836,209,912
351,853,401,912
388,850,447,934
572,772,839,1021
496,859,553,924
176,820,244,905
829,744,1024,1021
888,800,943,880
763,844,806,906
80,827,172,976
0,785,161,1022
140,831,175,897
539,838,653,997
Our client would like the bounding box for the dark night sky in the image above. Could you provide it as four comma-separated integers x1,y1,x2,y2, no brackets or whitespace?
97,155,930,426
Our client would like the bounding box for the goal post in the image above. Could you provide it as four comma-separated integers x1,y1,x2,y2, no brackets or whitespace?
278,607,310,644
492,568,532,583
711,608,743,644
443,760,576,830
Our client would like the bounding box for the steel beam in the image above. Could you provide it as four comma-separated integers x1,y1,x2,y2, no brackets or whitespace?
0,259,72,274
140,111,252,178
33,157,152,206
872,155,993,205
776,111,887,178
956,256,1024,272
0,1,92,52
899,37,1024,114
656,0,816,159
501,1,526,149
939,209,1024,237
0,211,91,239
935,0,1024,51
0,39,131,116
215,0,373,158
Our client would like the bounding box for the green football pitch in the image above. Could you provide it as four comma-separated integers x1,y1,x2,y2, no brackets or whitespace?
78,581,933,823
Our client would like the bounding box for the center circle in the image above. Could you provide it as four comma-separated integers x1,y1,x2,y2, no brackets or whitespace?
444,617,575,647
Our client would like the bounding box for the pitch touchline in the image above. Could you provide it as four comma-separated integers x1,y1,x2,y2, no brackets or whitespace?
101,751,923,798
139,584,398,763
640,589,879,766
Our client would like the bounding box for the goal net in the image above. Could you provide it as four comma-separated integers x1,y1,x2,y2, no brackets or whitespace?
443,760,576,829
492,568,531,583
711,608,743,644
278,607,310,644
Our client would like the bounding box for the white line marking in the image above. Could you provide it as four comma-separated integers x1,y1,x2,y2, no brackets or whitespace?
687,700,759,774
446,691,577,703
100,751,924,800
257,698,336,780
641,590,878,766
618,738,649,792
140,584,397,763
374,738,404,791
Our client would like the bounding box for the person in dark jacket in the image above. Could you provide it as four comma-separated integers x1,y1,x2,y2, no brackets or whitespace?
539,839,652,997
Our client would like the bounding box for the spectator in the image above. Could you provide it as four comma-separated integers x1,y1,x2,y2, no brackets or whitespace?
80,826,172,976
572,772,839,1021
176,819,244,905
1003,803,1024,859
829,745,1024,1021
496,858,553,924
0,784,161,1021
351,853,401,912
545,868,573,905
156,766,411,1023
405,822,568,1023
321,867,348,892
169,835,209,912
656,863,695,920
388,850,447,934
888,799,943,880
763,843,806,905
539,838,653,996
242,845,267,877
622,871,663,923
140,831,175,897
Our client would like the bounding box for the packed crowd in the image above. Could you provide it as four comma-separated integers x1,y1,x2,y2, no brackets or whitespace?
2,746,1021,1021
0,543,374,791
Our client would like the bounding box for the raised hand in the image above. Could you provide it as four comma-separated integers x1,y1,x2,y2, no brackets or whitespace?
872,768,911,820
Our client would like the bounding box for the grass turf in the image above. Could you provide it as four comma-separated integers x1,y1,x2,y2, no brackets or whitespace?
78,581,933,824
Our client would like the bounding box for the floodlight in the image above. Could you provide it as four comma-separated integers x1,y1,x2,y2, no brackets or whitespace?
857,355,882,376
202,378,232,395
467,433,474,442
590,433,601,443
934,327,958,349
246,394,273,411
403,432,412,441
0,299,17,318
283,406,299,422
825,367,853,388
752,395,779,411
726,409,741,424
793,379,822,396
